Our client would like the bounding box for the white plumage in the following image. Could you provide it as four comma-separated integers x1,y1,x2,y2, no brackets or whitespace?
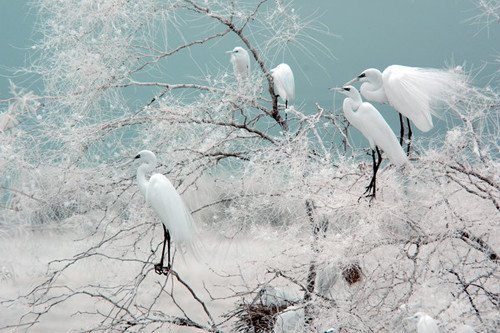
347,65,467,132
227,46,250,83
273,306,337,333
334,86,408,167
135,150,196,272
146,174,195,246
273,306,304,333
270,63,295,107
406,312,440,333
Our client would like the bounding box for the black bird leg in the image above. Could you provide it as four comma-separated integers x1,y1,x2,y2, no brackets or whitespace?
399,113,405,146
154,224,171,275
164,227,171,275
363,147,383,200
363,149,376,199
406,117,413,156
285,100,288,109
375,146,382,170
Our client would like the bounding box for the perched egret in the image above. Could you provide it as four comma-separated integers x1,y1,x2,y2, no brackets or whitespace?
273,306,304,333
135,150,197,275
345,65,466,153
332,86,408,198
405,312,440,333
227,46,250,83
270,63,295,108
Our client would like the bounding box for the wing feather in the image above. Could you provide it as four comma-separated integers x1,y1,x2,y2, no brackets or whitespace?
281,65,295,100
383,65,466,132
272,64,295,101
146,174,197,254
357,103,408,166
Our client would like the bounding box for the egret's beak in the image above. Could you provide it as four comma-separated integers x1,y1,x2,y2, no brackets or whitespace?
329,87,343,92
404,316,415,321
225,50,234,54
344,77,358,86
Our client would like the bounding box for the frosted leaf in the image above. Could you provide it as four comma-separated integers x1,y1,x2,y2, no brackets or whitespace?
445,128,465,148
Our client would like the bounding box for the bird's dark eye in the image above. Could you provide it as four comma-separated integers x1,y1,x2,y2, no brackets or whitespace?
358,73,366,78
135,154,140,159
344,87,351,91
235,50,239,53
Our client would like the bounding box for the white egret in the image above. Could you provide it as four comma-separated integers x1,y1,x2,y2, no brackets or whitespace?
227,46,250,83
270,63,295,108
273,306,304,333
273,306,336,333
405,312,440,333
331,85,408,198
135,150,197,275
345,65,466,153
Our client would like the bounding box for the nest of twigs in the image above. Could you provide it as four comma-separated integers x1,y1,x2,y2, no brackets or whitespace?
232,302,290,332
341,262,363,285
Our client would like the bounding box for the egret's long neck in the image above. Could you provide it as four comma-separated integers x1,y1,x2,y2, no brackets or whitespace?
360,72,387,104
342,94,362,125
137,163,153,197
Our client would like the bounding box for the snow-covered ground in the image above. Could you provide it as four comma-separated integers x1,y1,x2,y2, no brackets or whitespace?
0,224,298,331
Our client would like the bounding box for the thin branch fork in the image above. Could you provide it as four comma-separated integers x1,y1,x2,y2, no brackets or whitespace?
403,228,498,263
453,229,498,262
130,28,232,74
447,269,484,324
169,270,220,332
176,116,278,144
183,0,287,130
304,199,319,326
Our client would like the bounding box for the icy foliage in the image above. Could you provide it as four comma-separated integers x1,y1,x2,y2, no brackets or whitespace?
0,0,498,332
470,0,500,27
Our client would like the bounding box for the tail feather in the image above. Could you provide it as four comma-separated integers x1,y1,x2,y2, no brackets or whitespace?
385,65,469,132
411,67,468,118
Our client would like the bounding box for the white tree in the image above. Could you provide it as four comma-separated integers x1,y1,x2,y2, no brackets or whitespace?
0,0,498,332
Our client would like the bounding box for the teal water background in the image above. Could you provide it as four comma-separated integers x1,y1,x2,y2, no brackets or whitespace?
1,0,498,135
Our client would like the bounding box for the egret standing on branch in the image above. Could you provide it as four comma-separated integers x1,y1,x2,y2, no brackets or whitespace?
270,63,295,109
331,86,408,199
405,312,441,333
135,150,197,275
227,46,250,84
345,65,467,154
